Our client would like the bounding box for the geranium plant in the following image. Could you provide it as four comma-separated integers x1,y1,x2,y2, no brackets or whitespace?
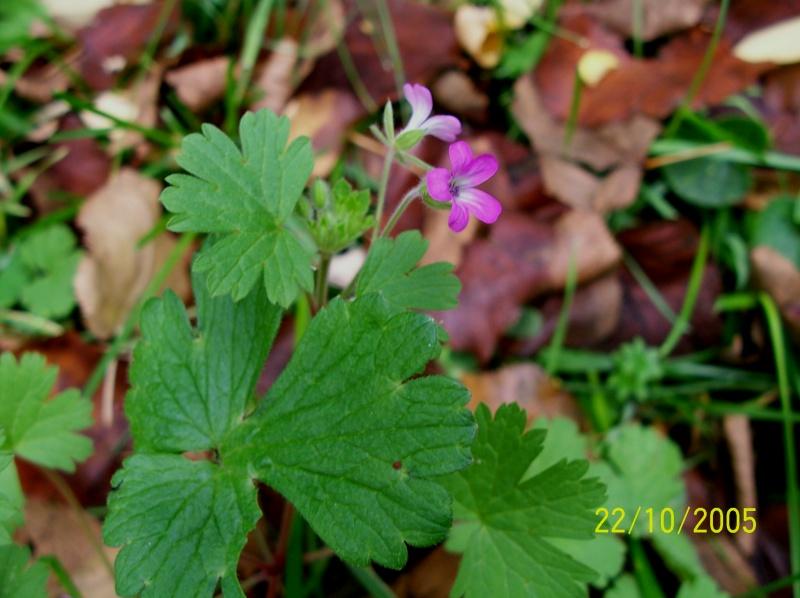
0,85,606,597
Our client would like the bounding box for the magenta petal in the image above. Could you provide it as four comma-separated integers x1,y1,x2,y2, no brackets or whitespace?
448,141,473,173
459,154,498,187
448,202,470,232
458,188,502,224
403,83,432,130
422,115,461,142
426,168,454,201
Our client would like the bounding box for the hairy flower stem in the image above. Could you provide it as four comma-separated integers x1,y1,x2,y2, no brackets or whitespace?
381,186,420,238
314,254,331,310
371,147,396,240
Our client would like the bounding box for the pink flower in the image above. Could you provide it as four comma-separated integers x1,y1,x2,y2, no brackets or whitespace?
426,141,502,232
402,83,461,142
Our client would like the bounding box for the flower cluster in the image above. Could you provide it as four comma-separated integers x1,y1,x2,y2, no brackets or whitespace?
400,83,501,233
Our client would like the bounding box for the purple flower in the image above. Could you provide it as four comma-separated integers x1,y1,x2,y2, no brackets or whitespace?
426,141,502,232
402,83,461,142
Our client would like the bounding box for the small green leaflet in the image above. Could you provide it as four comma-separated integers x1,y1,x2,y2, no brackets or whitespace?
0,352,92,471
104,272,474,597
161,110,314,307
441,404,606,598
0,225,81,319
0,544,48,598
356,230,460,311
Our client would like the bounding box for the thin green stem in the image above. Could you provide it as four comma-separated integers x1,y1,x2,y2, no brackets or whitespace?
545,247,578,374
659,223,709,357
630,538,667,598
371,147,395,239
347,564,396,598
83,232,195,399
760,294,800,598
631,0,644,58
373,0,405,97
133,0,178,86
40,468,115,578
624,252,677,326
381,186,419,237
314,254,331,309
664,0,730,137
563,70,583,151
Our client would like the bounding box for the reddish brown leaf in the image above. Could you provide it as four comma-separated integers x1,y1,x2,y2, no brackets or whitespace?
300,0,460,101
77,2,180,90
535,13,769,126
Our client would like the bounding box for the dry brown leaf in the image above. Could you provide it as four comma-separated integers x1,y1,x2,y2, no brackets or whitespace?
420,207,477,267
165,56,230,112
513,74,660,170
74,168,190,339
534,13,769,126
21,499,117,597
462,363,582,423
440,210,621,361
513,76,658,211
751,245,800,338
454,4,503,68
284,88,364,177
722,414,757,556
584,0,708,41
432,70,489,123
393,548,460,598
251,38,300,113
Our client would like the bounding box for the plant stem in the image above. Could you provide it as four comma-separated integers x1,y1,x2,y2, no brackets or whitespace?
545,246,578,374
760,294,800,598
40,468,115,578
664,0,730,137
371,147,395,239
314,254,331,310
381,186,419,237
659,223,708,357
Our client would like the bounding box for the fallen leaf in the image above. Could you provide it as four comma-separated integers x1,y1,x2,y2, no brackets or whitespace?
722,415,757,556
77,2,180,90
251,37,300,113
393,548,459,598
454,4,503,68
751,245,800,339
439,210,620,361
41,0,115,30
28,114,111,211
461,363,582,422
165,55,229,112
432,70,489,124
513,72,660,166
507,273,623,356
74,168,190,339
284,88,365,177
9,50,76,103
20,499,117,597
735,16,800,64
301,0,460,102
535,13,769,126
584,0,708,41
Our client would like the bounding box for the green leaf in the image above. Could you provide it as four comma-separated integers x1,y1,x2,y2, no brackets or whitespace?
225,294,473,567
676,576,728,598
105,273,474,596
125,269,282,452
0,0,42,54
4,225,82,319
0,460,23,544
442,404,606,598
662,117,752,209
0,544,48,598
0,252,27,310
749,195,800,268
161,109,315,306
604,574,641,598
0,352,92,471
594,425,684,535
103,455,260,598
355,230,461,312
